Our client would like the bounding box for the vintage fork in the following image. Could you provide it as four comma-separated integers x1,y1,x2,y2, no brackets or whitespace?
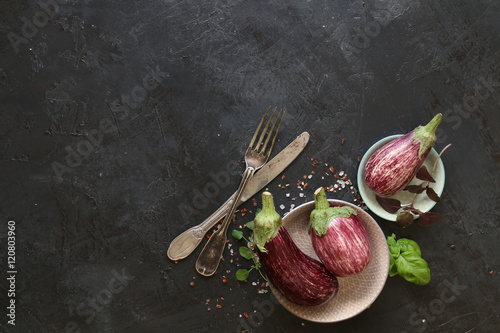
195,107,284,276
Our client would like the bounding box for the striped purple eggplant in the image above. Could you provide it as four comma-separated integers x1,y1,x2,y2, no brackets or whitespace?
254,192,338,307
363,113,442,197
309,187,370,277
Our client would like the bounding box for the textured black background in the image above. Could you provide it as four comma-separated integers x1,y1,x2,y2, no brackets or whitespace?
1,1,499,332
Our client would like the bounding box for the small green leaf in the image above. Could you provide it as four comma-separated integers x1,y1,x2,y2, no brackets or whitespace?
235,269,250,281
246,221,254,230
239,246,253,260
231,230,243,240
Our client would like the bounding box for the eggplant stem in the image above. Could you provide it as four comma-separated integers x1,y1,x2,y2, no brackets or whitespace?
261,192,275,211
313,187,330,210
423,113,443,133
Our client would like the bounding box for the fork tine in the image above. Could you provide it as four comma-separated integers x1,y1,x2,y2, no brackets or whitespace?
260,108,284,156
253,107,277,150
248,106,272,149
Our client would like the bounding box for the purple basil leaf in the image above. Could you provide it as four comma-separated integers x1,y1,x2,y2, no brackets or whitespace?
426,187,441,203
418,212,443,226
376,196,402,214
396,212,414,227
404,184,426,194
416,166,436,183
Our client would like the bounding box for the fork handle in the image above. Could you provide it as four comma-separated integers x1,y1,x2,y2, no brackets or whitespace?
195,167,256,276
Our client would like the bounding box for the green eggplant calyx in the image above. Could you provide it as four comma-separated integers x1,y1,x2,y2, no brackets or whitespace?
309,187,357,237
412,113,442,158
253,191,282,252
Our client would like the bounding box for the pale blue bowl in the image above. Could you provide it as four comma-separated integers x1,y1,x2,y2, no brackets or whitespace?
357,135,445,222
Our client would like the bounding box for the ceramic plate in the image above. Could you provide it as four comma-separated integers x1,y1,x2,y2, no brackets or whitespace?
357,135,445,221
269,200,390,323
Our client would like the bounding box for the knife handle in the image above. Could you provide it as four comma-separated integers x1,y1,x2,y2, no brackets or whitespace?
167,193,236,260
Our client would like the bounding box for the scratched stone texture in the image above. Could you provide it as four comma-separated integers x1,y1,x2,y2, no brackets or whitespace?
0,0,499,333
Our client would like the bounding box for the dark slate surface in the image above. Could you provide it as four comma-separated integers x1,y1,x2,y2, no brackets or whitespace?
1,1,499,332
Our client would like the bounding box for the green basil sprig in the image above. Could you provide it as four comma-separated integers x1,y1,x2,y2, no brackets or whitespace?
387,233,431,286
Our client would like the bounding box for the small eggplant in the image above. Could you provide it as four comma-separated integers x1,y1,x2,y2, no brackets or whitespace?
363,113,442,197
254,191,338,307
309,187,370,277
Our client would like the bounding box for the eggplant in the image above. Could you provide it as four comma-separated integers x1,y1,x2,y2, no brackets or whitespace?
363,113,442,197
309,187,370,277
254,191,338,307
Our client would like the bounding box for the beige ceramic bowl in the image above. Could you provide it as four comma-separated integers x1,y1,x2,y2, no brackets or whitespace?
269,199,390,322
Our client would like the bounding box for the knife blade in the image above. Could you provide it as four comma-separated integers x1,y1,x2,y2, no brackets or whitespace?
167,131,310,260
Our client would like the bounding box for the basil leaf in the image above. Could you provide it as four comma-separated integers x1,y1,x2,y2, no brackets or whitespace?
387,234,400,258
389,260,399,277
395,251,431,286
239,246,253,260
397,238,421,256
387,234,400,277
386,233,397,246
246,221,254,230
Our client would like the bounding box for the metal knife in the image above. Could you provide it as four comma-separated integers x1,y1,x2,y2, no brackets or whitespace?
167,131,310,260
